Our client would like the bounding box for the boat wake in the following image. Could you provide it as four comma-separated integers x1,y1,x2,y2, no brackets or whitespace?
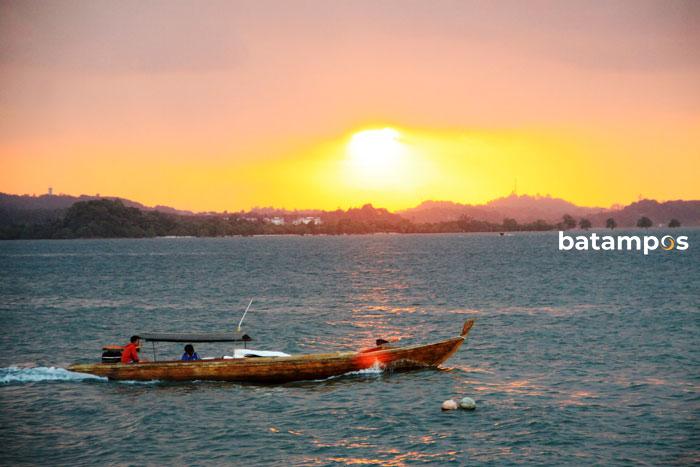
0,366,107,384
309,362,386,383
0,364,387,385
346,362,386,376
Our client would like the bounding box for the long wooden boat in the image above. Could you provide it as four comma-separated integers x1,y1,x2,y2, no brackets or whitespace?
68,319,474,383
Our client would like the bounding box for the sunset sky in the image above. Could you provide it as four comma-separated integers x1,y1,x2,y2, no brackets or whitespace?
1,0,699,212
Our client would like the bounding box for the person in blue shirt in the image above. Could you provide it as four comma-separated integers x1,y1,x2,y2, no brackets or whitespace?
181,344,201,361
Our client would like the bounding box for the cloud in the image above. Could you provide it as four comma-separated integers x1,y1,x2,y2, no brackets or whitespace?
2,0,699,76
0,0,244,73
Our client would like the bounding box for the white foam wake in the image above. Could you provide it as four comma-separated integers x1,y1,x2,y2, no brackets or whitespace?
310,362,386,382
346,362,386,376
0,366,107,384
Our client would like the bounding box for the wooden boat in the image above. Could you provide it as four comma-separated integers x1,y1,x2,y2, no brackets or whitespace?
68,319,474,383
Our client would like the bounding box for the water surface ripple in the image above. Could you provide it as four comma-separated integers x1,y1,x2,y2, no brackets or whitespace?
0,232,698,465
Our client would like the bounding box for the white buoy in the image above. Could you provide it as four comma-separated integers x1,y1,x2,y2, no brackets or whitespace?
441,399,458,411
459,397,476,410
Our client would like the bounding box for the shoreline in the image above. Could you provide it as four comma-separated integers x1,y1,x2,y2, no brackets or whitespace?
1,226,697,242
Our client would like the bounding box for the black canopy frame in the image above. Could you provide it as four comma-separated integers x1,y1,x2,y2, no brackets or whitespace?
140,333,252,343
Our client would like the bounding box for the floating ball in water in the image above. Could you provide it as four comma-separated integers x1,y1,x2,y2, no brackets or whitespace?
441,399,458,411
459,397,476,410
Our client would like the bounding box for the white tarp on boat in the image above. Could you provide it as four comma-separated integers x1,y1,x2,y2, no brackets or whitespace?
226,349,291,359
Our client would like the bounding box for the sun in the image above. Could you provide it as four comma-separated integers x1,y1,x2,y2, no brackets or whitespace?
339,126,425,199
347,128,404,177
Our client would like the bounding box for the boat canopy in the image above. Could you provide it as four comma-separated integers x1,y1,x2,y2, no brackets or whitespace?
140,332,252,343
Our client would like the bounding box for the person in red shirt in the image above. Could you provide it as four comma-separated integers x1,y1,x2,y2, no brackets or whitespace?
121,335,142,364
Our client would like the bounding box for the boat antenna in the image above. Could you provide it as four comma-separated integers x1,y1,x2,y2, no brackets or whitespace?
237,298,253,331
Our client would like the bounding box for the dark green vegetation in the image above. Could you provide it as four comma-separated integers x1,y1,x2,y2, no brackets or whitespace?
1,200,252,239
637,216,653,228
561,214,577,230
1,196,697,240
1,199,567,239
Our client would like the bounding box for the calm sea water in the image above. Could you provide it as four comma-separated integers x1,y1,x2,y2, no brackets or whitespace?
1,232,698,465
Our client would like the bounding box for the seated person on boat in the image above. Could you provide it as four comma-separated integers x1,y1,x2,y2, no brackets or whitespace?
181,344,201,361
121,335,142,364
360,338,394,353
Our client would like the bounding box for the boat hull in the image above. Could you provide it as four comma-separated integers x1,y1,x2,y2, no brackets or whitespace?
69,320,473,383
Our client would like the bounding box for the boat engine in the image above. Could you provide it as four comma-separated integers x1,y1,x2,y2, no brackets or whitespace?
101,345,123,363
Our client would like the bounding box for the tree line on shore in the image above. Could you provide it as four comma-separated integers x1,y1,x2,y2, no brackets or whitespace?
0,199,683,240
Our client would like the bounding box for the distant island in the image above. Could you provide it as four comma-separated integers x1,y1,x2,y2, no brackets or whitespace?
1,192,698,240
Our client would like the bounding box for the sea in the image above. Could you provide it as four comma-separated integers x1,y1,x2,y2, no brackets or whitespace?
1,231,698,465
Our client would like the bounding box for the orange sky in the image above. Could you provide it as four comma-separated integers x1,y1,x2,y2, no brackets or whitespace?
1,1,699,212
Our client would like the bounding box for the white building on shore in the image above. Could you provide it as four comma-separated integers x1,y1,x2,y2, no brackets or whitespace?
292,217,322,225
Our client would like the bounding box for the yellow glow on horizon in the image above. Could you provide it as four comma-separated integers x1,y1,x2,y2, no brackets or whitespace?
1,122,698,212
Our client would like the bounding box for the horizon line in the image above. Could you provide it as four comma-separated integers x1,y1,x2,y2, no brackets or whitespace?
2,190,699,215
